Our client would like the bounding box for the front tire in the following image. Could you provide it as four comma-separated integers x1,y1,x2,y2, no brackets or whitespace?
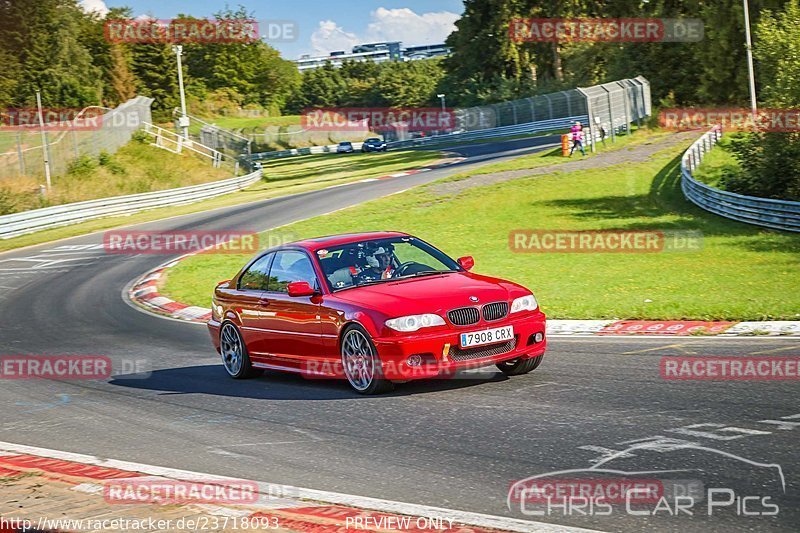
496,355,543,376
341,325,393,394
219,322,261,379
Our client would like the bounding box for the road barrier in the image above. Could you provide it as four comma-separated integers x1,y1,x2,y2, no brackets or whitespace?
681,126,800,232
251,116,587,160
0,170,262,239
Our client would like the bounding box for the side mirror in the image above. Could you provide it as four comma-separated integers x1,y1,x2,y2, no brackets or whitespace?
457,256,474,271
287,281,316,297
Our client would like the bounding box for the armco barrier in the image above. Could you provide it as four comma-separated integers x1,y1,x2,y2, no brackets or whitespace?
251,116,587,160
681,126,800,232
388,116,588,149
0,170,262,239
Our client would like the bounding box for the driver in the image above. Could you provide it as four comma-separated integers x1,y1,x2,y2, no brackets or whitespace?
356,245,395,282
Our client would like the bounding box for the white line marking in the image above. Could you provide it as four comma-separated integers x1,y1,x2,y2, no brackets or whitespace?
0,440,600,533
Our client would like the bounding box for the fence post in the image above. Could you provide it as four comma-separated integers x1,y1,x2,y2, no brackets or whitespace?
576,88,596,153
16,132,26,176
543,94,553,120
72,130,80,158
562,91,572,116
603,87,616,142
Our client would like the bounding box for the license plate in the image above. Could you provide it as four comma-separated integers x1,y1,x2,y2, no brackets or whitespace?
460,326,514,348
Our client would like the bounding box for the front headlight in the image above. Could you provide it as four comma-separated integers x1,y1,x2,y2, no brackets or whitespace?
385,314,445,332
510,294,538,313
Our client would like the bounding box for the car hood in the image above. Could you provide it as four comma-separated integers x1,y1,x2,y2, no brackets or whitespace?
333,272,525,315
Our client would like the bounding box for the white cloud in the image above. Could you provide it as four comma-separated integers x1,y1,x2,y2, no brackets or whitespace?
311,20,360,56
364,8,458,46
307,7,458,57
79,0,109,17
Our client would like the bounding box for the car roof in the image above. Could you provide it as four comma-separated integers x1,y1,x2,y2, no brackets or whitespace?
288,231,411,252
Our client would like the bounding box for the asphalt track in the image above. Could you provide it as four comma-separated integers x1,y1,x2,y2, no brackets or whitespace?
0,135,798,532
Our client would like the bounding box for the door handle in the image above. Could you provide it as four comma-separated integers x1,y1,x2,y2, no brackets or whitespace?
258,298,270,306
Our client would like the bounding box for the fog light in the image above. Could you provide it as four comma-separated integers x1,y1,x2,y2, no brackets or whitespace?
534,332,544,343
407,354,423,367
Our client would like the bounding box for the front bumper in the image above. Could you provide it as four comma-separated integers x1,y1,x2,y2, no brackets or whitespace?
373,310,546,380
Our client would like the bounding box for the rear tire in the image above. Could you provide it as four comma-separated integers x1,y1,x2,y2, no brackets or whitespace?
496,355,543,376
220,322,261,379
341,324,394,394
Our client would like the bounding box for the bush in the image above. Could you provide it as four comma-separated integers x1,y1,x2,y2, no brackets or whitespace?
98,151,126,175
66,155,97,176
726,132,800,201
131,130,149,143
0,187,15,215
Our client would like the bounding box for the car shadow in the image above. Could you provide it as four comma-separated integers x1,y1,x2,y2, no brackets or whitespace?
109,364,511,400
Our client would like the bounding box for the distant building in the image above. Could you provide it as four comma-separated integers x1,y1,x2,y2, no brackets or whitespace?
295,41,450,72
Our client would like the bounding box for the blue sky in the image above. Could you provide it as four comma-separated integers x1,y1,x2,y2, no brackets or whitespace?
81,0,465,59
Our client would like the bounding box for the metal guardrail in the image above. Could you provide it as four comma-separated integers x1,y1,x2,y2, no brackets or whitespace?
0,170,262,239
251,116,587,160
387,116,588,149
681,126,800,232
252,142,366,161
143,123,232,169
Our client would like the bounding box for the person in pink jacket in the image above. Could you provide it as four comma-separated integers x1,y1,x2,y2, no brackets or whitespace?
569,121,586,157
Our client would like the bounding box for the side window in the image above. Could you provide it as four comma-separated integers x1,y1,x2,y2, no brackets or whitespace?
268,250,318,294
238,253,274,291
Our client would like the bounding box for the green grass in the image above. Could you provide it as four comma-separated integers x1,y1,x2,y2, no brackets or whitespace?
260,150,438,189
162,136,800,320
0,135,231,216
0,149,443,253
445,128,671,178
692,135,743,188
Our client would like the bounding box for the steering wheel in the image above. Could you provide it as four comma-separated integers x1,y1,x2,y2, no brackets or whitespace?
394,261,418,277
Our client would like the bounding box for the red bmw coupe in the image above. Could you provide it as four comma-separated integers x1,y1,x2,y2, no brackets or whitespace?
207,232,546,394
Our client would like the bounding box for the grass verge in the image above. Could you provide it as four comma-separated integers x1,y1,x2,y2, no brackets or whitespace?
162,135,800,320
691,134,742,188
0,135,231,215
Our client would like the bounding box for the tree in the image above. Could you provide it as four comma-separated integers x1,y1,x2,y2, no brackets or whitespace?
182,7,300,113
725,0,800,200
0,0,102,107
374,59,445,107
130,21,179,119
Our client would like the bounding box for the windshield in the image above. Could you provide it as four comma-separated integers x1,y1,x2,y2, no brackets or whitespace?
316,236,460,291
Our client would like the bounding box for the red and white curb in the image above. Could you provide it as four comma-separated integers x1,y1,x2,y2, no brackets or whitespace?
127,254,213,323
0,441,597,533
128,266,800,337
